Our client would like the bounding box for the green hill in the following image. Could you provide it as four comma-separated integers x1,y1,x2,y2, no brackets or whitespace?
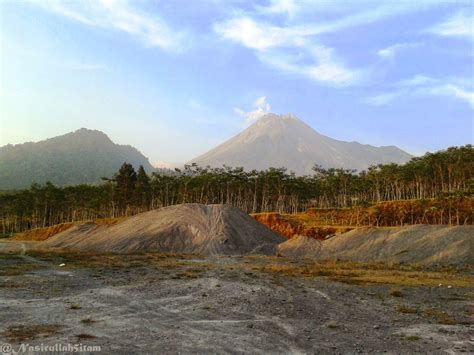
0,128,154,189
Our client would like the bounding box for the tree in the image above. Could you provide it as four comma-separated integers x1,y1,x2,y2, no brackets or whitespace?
115,162,137,211
136,165,151,209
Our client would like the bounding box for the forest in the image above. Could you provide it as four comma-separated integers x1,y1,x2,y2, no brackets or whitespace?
1,145,473,234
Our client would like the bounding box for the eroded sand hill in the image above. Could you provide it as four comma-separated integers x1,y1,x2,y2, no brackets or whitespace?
278,225,474,265
41,204,285,255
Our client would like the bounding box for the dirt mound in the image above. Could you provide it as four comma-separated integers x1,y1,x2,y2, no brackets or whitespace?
40,204,285,255
277,235,322,258
281,225,473,266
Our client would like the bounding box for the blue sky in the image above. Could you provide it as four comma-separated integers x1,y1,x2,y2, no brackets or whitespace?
1,0,473,166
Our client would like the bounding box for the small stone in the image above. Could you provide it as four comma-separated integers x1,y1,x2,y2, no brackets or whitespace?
373,325,380,329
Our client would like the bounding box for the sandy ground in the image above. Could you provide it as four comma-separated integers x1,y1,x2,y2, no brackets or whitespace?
0,241,473,354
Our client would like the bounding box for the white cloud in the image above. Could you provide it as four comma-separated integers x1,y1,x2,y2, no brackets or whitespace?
426,84,474,106
377,42,420,58
214,16,363,86
256,1,448,32
365,75,474,107
258,46,362,86
363,92,400,106
30,0,188,52
257,0,300,18
214,17,310,50
428,9,474,41
395,75,436,87
234,96,271,125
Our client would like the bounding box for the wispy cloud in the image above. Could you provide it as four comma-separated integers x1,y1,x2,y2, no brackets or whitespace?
255,0,448,31
30,0,189,52
214,16,363,86
234,96,271,125
256,0,300,19
257,46,363,86
428,9,474,41
365,75,474,107
377,42,420,58
364,92,400,106
395,74,437,87
214,1,450,86
426,84,474,106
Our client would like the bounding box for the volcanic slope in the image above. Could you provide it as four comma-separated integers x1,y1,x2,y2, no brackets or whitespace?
41,204,285,255
189,113,412,174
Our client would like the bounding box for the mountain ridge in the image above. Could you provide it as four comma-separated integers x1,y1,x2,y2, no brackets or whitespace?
0,128,154,189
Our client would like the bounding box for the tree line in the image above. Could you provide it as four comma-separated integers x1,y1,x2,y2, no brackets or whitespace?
1,145,472,234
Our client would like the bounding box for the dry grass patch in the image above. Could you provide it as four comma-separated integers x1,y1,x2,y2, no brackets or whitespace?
402,335,421,341
423,308,457,325
0,253,22,260
76,333,97,340
2,324,62,342
25,250,195,269
237,259,473,287
80,318,96,325
172,271,201,279
390,289,404,297
0,262,43,276
397,305,418,314
0,281,26,288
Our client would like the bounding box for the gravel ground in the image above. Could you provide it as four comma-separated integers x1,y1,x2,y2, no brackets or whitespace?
0,244,473,354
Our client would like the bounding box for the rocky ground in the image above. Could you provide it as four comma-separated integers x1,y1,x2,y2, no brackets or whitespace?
0,242,473,354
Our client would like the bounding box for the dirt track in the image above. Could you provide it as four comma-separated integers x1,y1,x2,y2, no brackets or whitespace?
0,242,473,354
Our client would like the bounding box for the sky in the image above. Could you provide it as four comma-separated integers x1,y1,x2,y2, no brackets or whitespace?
1,0,473,166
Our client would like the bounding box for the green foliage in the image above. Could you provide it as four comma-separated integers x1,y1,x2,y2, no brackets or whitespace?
115,163,137,209
136,165,151,208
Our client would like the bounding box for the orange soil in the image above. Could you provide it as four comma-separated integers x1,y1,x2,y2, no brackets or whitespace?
252,213,352,239
13,217,123,241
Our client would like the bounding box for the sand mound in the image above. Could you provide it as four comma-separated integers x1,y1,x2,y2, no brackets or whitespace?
277,235,322,258
279,225,473,266
40,204,285,255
